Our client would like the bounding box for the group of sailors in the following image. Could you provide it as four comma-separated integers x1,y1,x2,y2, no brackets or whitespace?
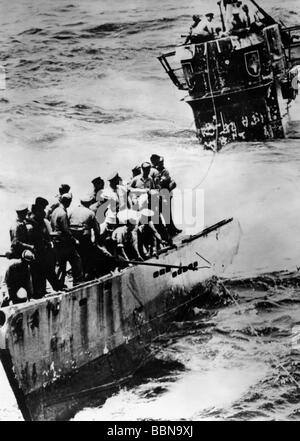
1,154,181,307
185,0,267,44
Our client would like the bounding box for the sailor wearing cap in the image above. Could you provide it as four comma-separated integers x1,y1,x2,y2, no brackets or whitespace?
90,177,105,204
68,194,107,279
2,249,35,306
150,154,161,167
50,193,83,286
9,204,34,259
91,176,104,188
130,162,155,201
129,162,157,211
107,171,122,186
156,157,182,238
26,199,61,298
46,184,72,220
102,172,128,224
32,196,53,234
193,12,215,39
149,154,160,185
225,0,247,31
131,165,142,179
185,15,202,43
112,210,143,262
155,157,177,194
34,197,49,210
229,1,247,31
89,176,109,225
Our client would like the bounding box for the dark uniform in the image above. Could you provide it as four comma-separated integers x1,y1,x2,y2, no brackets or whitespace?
46,184,71,220
27,215,61,298
156,159,181,239
89,177,108,224
131,165,141,178
99,223,116,256
51,202,83,285
3,255,33,306
10,218,34,258
69,203,109,279
46,197,60,221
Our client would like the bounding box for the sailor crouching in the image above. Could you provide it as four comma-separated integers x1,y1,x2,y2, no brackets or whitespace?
2,250,34,307
112,210,143,264
137,208,164,259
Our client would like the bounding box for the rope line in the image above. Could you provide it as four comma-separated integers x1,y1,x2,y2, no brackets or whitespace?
206,41,219,153
191,42,219,190
192,151,216,190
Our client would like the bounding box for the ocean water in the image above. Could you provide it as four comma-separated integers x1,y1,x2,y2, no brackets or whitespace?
0,0,300,421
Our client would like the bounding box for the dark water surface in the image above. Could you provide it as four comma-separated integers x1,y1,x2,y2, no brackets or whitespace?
0,0,300,421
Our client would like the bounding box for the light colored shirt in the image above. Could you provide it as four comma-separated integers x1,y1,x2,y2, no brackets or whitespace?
112,225,140,260
194,17,214,35
130,175,154,190
51,204,73,244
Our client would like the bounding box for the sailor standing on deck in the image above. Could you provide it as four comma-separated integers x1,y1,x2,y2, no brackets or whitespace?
89,176,109,223
27,199,61,298
185,15,201,44
50,193,83,286
149,154,160,184
102,172,128,226
224,0,247,32
90,177,105,204
129,162,155,209
9,204,34,258
156,156,182,238
46,184,71,220
69,194,113,279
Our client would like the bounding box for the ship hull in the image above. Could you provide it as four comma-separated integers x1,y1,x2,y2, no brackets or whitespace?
187,81,289,151
0,218,241,421
159,23,300,150
1,335,152,421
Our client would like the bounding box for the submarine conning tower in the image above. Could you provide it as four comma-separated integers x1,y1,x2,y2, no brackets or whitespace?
158,3,300,150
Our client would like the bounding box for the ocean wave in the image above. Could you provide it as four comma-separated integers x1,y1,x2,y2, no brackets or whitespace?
52,30,77,40
145,129,196,139
18,28,45,36
83,16,187,38
54,5,76,13
224,271,300,290
228,409,268,420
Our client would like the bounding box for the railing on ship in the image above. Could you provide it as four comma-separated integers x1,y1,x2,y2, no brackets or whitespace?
281,25,300,66
158,52,188,91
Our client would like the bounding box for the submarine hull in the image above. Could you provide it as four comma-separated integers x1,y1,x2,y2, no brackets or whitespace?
0,218,240,421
